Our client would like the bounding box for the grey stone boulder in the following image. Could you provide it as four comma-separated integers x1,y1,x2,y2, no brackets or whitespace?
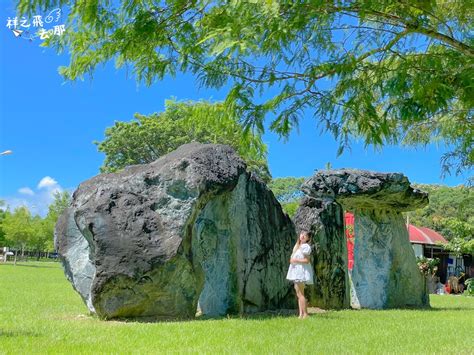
55,143,295,320
352,209,428,309
295,169,429,309
302,169,428,211
293,197,349,309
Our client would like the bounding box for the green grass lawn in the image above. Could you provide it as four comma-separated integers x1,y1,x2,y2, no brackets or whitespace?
1,262,473,354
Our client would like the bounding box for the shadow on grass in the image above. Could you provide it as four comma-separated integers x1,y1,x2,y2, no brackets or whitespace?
421,306,474,312
341,304,473,312
0,262,60,269
0,329,41,338
91,307,334,324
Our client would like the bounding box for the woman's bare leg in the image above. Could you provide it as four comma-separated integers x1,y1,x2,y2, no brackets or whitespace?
295,283,306,318
302,290,309,318
294,283,303,317
300,283,308,318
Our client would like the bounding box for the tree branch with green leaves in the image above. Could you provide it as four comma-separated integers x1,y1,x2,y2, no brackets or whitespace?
17,0,474,179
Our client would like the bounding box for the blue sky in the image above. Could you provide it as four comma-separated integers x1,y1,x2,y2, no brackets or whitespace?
0,3,470,216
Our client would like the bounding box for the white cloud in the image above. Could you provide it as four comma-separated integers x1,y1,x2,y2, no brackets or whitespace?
2,176,69,217
18,187,35,196
38,176,59,189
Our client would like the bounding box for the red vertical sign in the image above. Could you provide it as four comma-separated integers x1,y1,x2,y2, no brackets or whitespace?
345,212,355,270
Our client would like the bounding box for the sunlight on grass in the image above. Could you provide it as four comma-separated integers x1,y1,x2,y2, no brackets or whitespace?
1,262,472,353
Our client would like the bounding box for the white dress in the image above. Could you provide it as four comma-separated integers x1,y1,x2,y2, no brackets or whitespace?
286,243,314,284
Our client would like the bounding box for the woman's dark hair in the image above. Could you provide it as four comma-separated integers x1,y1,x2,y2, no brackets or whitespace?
292,230,313,254
300,230,312,242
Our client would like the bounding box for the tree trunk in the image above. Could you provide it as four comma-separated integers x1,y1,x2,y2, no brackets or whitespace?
21,244,27,262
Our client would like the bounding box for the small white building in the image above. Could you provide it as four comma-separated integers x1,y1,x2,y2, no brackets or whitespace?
408,225,469,283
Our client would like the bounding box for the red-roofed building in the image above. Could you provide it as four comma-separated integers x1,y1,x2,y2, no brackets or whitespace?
408,225,448,246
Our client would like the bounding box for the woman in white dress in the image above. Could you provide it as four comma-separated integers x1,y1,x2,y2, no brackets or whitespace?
286,230,314,319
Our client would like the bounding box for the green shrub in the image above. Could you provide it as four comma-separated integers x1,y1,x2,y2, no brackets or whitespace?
464,278,474,296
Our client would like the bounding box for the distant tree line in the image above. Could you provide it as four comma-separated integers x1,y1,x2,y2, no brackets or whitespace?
0,191,71,263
